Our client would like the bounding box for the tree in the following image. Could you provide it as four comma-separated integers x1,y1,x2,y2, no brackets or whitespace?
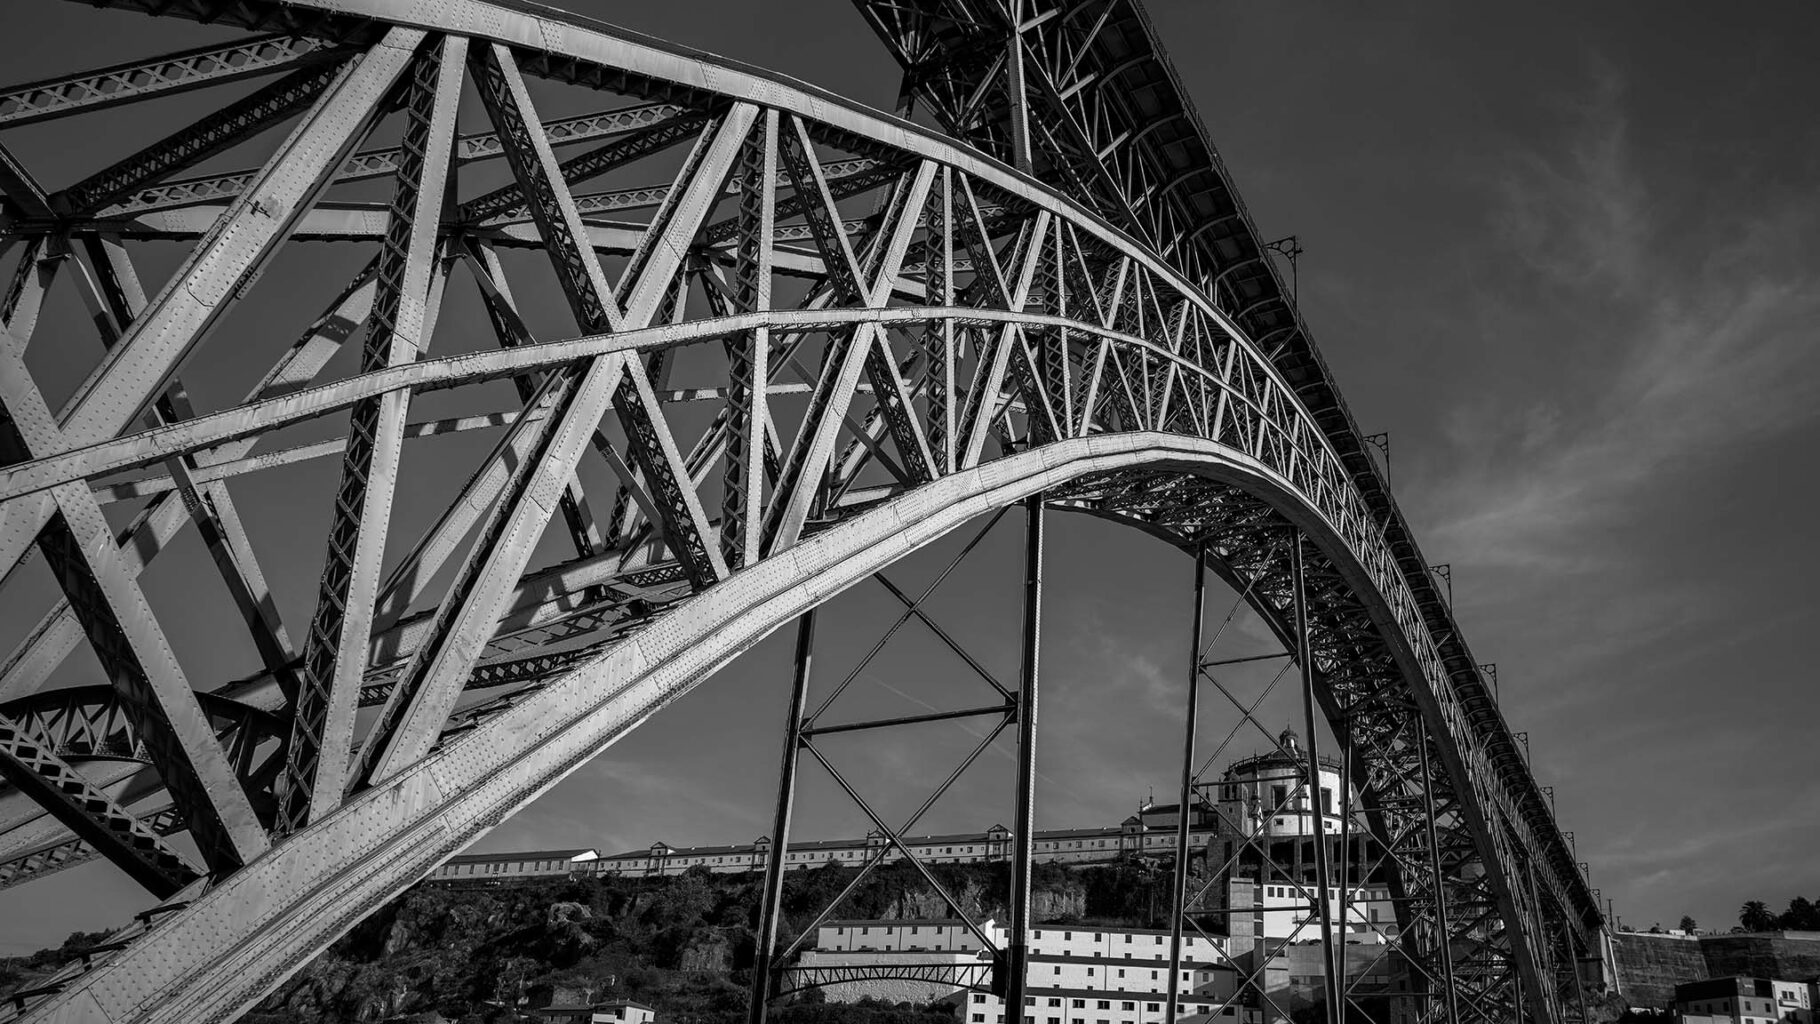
1780,897,1819,931
1679,915,1697,932
1740,901,1775,932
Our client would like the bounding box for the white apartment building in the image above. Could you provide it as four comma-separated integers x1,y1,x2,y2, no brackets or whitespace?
1674,977,1816,1024
431,847,600,882
805,920,1260,1024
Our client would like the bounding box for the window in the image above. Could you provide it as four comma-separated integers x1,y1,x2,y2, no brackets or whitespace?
974,1016,985,1021
1054,967,1062,975
1118,970,1126,978
1072,1000,1085,1009
1097,1002,1110,1010
1122,1003,1135,1012
974,995,987,1004
1272,784,1287,807
1049,999,1062,1007
1124,935,1132,944
1065,932,1073,940
1147,1004,1160,1012
1321,787,1334,813
1087,968,1094,977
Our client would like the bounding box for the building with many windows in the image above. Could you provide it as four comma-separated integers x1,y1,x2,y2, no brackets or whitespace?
1674,978,1816,1024
430,847,600,883
798,920,1259,1024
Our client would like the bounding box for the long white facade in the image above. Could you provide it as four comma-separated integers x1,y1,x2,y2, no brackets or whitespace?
803,920,1260,1024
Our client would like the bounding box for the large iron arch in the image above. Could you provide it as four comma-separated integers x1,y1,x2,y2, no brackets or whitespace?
21,437,1515,1021
0,2,1603,1021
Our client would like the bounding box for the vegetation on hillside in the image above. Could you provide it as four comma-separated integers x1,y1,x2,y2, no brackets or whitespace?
2,858,1186,1024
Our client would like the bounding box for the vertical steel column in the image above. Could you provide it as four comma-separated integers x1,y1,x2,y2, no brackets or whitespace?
1571,933,1593,1024
747,610,818,1024
1336,718,1352,1015
1165,542,1209,1023
1525,858,1549,1024
1292,532,1342,1019
1418,717,1460,1024
1005,0,1033,173
1005,494,1045,1024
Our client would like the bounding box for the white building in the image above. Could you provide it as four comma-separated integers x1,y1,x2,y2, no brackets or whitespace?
1674,978,1815,1024
591,819,1217,879
804,920,1259,1024
431,847,599,882
1210,730,1343,839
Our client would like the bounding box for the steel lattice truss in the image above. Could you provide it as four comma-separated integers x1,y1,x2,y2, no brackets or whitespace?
0,2,1604,1022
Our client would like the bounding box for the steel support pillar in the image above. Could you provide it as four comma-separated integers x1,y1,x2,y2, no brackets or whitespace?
1005,0,1032,174
1003,493,1044,1018
1419,717,1460,1024
1165,541,1208,1023
748,609,816,1024
1292,532,1343,1018
1337,717,1353,1017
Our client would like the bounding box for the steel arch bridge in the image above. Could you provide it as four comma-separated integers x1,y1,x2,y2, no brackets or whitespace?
0,1,1608,1022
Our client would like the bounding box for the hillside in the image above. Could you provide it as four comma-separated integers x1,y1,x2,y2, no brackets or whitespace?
2,858,1190,1024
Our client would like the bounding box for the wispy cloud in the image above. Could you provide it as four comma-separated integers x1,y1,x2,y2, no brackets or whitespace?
1406,57,1820,921
1419,59,1820,594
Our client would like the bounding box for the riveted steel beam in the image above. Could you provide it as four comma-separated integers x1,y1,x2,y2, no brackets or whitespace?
278,34,466,834
0,34,349,127
54,59,349,216
0,25,422,596
0,716,196,897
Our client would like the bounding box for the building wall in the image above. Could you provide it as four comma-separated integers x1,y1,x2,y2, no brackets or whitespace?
431,851,598,882
809,921,1248,1023
594,828,1216,879
1215,879,1397,944
1615,933,1820,1010
819,922,989,954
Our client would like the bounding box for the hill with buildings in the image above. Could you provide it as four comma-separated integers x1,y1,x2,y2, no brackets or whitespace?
0,859,1186,1024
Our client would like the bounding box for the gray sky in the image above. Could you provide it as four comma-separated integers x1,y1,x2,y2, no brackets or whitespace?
2,0,1817,955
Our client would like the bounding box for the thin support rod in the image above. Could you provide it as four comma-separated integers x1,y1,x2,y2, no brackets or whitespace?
1418,716,1460,1024
802,702,1011,737
1165,541,1208,1022
748,609,817,1024
1004,492,1044,1016
1292,532,1342,1018
1201,651,1289,669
